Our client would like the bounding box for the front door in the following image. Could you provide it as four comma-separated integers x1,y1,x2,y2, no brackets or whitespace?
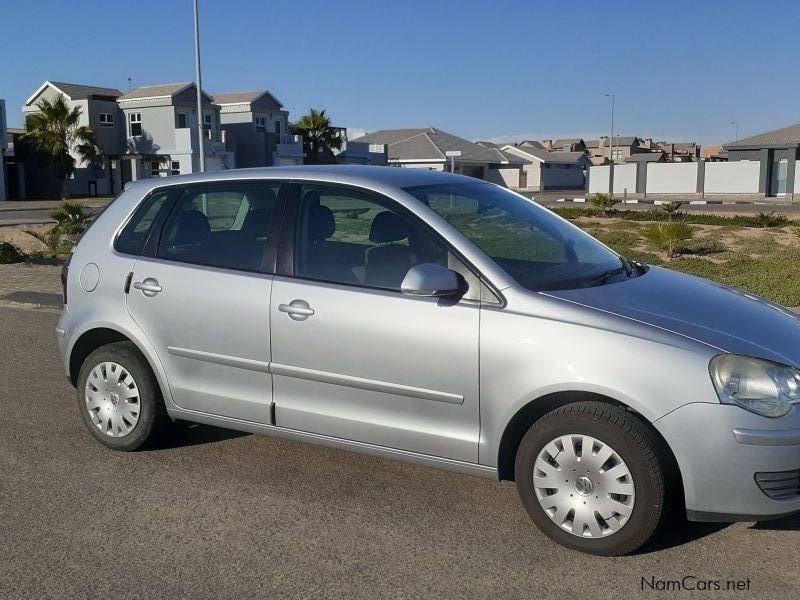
270,183,481,462
126,180,281,423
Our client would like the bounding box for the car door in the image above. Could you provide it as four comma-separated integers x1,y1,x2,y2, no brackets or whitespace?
269,182,481,462
125,180,283,423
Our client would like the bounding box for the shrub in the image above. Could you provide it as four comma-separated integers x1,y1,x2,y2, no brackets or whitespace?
753,211,789,228
0,241,26,264
645,221,695,258
792,225,800,237
24,227,71,258
589,193,618,216
659,201,684,221
675,238,726,256
50,201,91,236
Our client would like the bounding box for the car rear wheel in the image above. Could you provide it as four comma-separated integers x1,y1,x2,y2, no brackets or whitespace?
76,341,168,451
515,401,667,555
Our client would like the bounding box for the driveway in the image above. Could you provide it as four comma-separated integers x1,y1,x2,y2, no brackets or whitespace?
0,305,798,599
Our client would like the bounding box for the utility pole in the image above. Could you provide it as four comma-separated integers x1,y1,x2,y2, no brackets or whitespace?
605,92,615,196
194,0,206,172
730,120,739,141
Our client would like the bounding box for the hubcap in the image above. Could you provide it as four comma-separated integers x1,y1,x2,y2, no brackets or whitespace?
533,434,635,538
84,361,140,437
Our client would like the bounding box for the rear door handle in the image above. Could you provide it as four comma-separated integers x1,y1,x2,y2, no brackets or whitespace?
278,299,314,321
133,278,162,297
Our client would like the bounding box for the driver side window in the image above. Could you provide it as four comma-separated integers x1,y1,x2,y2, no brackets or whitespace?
294,184,448,291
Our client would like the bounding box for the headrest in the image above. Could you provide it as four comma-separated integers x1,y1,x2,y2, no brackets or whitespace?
369,211,409,243
309,205,335,242
246,188,277,210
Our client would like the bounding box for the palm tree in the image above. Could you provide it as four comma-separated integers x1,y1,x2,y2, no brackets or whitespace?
292,108,343,165
23,94,100,198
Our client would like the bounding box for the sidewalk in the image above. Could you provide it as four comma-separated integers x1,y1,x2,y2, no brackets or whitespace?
0,197,113,212
0,263,63,309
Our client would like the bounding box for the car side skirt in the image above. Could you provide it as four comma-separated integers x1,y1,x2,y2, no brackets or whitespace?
169,407,500,480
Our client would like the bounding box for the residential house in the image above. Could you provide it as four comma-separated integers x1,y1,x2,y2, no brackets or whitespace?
0,99,7,201
117,82,234,183
544,138,587,153
702,145,728,162
494,144,590,191
585,136,645,165
213,90,304,167
3,127,27,199
658,141,701,162
724,123,800,196
353,128,510,178
624,151,667,164
517,140,546,150
22,81,125,197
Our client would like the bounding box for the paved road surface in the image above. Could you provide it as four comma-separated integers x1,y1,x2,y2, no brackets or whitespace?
1,306,798,599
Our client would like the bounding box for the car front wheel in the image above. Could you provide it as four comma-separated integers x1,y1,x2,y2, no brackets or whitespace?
76,341,168,451
515,401,668,555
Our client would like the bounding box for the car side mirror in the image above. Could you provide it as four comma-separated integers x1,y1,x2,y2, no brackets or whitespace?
401,263,461,297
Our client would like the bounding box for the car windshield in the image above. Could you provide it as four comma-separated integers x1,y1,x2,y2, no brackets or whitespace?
404,181,633,291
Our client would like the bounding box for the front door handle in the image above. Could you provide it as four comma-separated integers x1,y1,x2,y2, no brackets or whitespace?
278,299,314,321
133,277,162,297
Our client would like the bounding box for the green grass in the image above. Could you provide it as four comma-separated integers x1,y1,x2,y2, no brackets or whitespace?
550,206,800,228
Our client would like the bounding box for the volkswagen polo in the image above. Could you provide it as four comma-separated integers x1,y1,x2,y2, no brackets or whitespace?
56,166,800,555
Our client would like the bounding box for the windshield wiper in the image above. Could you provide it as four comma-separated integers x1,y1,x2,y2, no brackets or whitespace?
582,265,628,288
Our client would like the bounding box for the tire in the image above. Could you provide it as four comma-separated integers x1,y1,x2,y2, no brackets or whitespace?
515,401,667,556
76,341,168,451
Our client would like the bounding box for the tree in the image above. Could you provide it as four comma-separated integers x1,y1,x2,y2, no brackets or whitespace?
23,94,100,198
292,108,343,165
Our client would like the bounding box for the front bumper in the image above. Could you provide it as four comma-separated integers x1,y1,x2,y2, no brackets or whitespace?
655,402,800,521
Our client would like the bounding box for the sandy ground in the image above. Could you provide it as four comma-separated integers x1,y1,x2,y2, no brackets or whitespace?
0,224,55,254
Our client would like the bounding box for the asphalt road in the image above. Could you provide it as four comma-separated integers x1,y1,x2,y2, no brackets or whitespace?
1,306,798,599
0,206,105,227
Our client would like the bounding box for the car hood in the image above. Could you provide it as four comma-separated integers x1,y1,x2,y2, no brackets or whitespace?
543,266,800,368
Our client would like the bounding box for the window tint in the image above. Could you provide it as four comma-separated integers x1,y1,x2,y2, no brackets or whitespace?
294,184,448,290
157,183,279,272
115,190,171,255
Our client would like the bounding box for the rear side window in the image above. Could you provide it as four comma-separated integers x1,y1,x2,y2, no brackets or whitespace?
157,182,279,272
115,191,171,255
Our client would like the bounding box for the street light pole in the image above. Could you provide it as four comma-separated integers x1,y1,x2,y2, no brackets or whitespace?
605,92,615,196
193,0,206,173
730,121,739,141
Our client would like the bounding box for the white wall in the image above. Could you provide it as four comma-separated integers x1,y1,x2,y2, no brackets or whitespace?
704,161,760,194
646,162,697,194
612,164,636,194
795,161,800,196
486,166,519,189
588,165,610,193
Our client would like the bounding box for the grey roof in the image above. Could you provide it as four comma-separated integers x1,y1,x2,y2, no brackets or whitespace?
552,138,584,147
584,139,601,148
724,123,800,149
212,90,283,109
614,136,640,146
118,82,194,100
45,81,122,100
356,128,506,163
505,145,588,164
518,140,545,149
625,152,667,163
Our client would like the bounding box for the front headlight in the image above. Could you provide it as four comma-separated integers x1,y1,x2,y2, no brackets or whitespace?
709,354,800,418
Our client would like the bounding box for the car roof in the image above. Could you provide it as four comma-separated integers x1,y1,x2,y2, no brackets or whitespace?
126,165,483,196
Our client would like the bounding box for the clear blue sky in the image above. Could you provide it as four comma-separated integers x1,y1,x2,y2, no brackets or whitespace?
2,0,799,145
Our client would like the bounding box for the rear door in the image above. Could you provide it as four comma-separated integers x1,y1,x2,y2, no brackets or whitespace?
125,180,283,423
269,183,481,462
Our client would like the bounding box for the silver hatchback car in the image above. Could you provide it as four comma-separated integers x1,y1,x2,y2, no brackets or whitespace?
57,166,800,555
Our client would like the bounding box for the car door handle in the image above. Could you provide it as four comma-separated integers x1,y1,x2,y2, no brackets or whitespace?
278,300,314,321
133,278,162,297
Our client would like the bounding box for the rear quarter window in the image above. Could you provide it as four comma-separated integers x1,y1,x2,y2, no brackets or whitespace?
114,191,171,255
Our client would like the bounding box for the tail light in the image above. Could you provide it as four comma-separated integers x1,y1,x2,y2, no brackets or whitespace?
61,253,72,305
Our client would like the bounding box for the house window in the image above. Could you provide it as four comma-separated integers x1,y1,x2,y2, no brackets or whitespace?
99,113,115,127
255,116,266,133
611,150,623,163
177,113,188,129
203,113,212,138
129,112,142,136
171,161,180,176
274,120,282,140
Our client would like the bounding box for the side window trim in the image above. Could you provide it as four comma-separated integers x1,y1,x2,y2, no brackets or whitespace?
275,181,492,303
114,187,178,257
